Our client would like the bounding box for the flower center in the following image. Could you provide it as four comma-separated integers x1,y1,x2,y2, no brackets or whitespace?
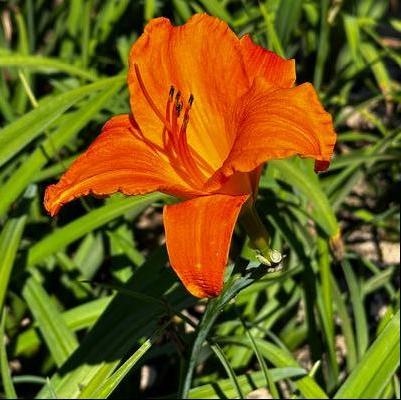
134,64,208,188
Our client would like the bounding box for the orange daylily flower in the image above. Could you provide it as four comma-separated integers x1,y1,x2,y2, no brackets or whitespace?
44,14,336,298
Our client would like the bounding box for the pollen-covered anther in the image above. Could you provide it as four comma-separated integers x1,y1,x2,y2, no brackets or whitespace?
169,85,175,100
175,93,207,186
181,94,194,130
188,94,194,107
175,91,183,116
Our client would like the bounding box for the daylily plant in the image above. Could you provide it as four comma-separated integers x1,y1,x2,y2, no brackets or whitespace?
44,14,336,298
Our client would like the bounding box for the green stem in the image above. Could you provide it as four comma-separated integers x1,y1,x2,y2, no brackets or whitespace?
240,204,282,265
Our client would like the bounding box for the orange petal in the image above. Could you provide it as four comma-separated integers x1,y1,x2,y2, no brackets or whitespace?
128,14,249,170
44,115,194,216
163,194,248,298
206,78,336,190
240,35,295,88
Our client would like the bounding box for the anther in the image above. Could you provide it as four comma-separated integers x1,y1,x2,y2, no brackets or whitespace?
175,91,183,116
182,114,189,130
188,94,194,107
176,101,183,116
169,86,175,100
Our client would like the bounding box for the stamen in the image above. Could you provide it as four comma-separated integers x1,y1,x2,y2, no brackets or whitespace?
182,94,193,123
176,94,208,185
169,86,175,100
134,64,171,131
132,69,209,187
163,86,175,148
128,113,163,155
176,101,183,116
175,91,183,116
188,94,194,107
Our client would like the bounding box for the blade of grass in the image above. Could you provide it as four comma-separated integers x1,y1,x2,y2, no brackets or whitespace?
81,0,93,68
172,0,193,21
144,0,156,21
275,0,302,49
33,155,76,182
0,216,26,312
362,267,396,297
334,310,400,398
328,128,398,210
189,368,306,399
0,54,98,80
360,42,392,97
13,8,30,115
12,375,47,385
0,75,124,168
86,322,170,399
46,378,57,400
209,342,244,399
27,192,165,266
36,248,193,399
341,259,369,360
60,0,81,60
329,153,396,170
331,277,358,371
22,277,79,367
15,297,112,356
0,310,17,399
198,0,232,23
240,317,279,399
89,0,131,57
316,238,338,388
259,1,285,56
220,336,328,399
181,261,293,398
313,0,330,89
266,158,339,238
25,0,35,51
342,14,364,68
0,81,122,217
71,234,104,280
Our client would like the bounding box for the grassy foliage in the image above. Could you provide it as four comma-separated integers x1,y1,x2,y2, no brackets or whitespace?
0,0,399,398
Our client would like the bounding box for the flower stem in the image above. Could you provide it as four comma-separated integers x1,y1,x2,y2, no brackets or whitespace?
240,202,282,265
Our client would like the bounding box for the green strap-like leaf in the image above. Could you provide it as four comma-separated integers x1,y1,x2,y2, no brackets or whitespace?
35,247,193,399
88,323,169,399
189,368,306,399
28,193,165,266
0,80,123,218
0,311,17,399
22,278,79,367
0,75,124,168
266,158,339,238
220,336,328,399
0,54,98,80
15,297,112,356
334,309,400,398
0,216,26,312
209,343,244,399
341,259,369,360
